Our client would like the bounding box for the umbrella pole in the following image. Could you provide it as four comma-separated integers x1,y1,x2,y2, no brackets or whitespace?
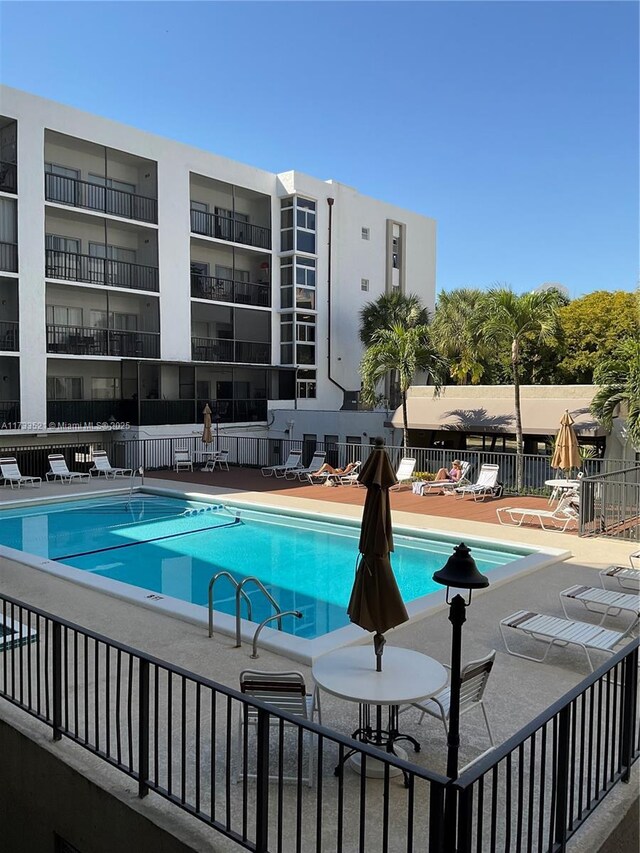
374,631,386,672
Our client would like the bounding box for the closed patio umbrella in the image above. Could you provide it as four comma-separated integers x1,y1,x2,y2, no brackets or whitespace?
347,437,409,671
202,403,212,445
551,410,581,473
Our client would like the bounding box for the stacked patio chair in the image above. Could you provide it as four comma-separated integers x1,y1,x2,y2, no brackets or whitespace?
285,450,326,481
261,449,302,478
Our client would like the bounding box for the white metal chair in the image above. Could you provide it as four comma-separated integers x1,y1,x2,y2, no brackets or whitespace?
89,450,133,479
390,457,417,490
496,494,578,532
261,450,302,478
559,585,639,629
236,670,321,787
407,650,495,748
285,450,326,481
173,448,193,472
0,457,41,489
455,464,500,501
500,610,636,672
203,449,229,471
417,461,472,495
45,453,90,484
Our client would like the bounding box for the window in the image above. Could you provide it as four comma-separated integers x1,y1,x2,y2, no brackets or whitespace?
297,369,316,399
45,234,80,279
361,227,370,240
88,174,136,194
392,236,400,269
46,305,83,327
45,163,80,204
346,435,361,445
89,243,136,263
296,288,315,310
280,313,294,364
361,278,369,292
112,312,138,331
295,256,316,287
280,198,294,252
45,234,80,254
47,376,83,400
296,197,316,254
280,256,293,309
91,377,120,400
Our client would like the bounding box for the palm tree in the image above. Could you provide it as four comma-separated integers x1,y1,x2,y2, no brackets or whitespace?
480,287,562,492
591,337,640,449
360,324,447,450
359,292,430,346
430,288,489,384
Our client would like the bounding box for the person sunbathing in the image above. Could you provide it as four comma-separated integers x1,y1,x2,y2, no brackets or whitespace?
434,460,463,482
311,461,357,477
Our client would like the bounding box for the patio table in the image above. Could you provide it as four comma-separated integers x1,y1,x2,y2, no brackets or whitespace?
544,478,581,504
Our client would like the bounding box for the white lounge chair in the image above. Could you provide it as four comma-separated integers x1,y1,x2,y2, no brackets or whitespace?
600,565,640,593
45,453,90,484
307,461,360,486
173,448,193,472
203,449,229,471
559,585,639,628
455,464,500,501
417,461,472,495
0,457,41,489
261,449,302,478
496,494,578,532
499,610,636,671
390,457,417,491
285,451,326,481
89,450,133,479
334,460,362,486
236,670,321,787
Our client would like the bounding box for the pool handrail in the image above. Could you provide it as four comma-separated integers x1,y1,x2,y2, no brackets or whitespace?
208,571,252,638
235,576,283,648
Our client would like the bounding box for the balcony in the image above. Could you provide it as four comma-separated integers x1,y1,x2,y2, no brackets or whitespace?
191,337,270,364
0,400,19,426
45,248,159,292
190,209,271,250
190,274,270,307
47,325,160,358
46,399,137,426
0,320,18,351
0,161,17,194
45,173,157,224
0,242,17,273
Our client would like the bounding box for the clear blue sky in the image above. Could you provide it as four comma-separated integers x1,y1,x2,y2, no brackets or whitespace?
1,1,637,299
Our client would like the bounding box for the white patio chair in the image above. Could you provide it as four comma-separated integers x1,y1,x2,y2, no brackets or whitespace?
261,450,302,478
0,457,41,489
559,585,639,630
89,450,133,479
236,670,321,787
173,448,193,472
45,453,90,484
600,565,640,593
455,464,500,502
500,610,636,671
418,461,472,495
203,449,229,471
496,494,578,532
285,450,326,481
406,650,495,748
390,457,417,490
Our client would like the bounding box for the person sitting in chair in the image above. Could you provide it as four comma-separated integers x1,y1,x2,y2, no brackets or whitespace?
434,460,463,482
311,461,358,477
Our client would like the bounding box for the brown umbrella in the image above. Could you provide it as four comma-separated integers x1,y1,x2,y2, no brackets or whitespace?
347,437,409,671
202,403,212,445
551,410,581,473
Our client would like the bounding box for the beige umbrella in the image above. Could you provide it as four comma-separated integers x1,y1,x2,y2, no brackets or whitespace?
551,410,581,473
202,403,212,445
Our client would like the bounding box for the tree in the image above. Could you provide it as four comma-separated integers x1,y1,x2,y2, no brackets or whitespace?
590,336,640,449
360,324,447,450
430,288,490,384
359,292,430,346
480,287,561,492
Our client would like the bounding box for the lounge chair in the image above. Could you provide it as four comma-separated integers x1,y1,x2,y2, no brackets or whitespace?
307,461,360,486
416,461,472,496
496,494,578,532
455,463,501,501
390,457,417,491
89,450,133,479
499,610,636,671
559,585,639,628
173,448,193,472
285,450,326,481
261,449,302,478
0,457,41,489
203,449,229,471
236,670,321,787
600,565,640,593
45,453,90,484
333,460,362,486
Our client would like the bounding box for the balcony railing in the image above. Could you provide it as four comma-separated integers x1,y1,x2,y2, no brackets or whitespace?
45,173,157,223
139,399,197,426
47,325,160,358
191,336,270,364
46,399,137,426
0,161,17,193
0,400,20,426
0,242,17,273
45,248,159,292
0,321,18,351
190,208,271,250
190,274,270,307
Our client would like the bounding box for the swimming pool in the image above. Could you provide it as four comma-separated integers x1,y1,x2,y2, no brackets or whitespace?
0,489,569,661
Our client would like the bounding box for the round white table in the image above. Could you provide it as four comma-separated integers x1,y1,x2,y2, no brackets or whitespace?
544,478,581,504
312,645,448,782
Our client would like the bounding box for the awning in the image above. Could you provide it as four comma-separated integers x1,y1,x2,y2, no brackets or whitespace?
390,392,605,437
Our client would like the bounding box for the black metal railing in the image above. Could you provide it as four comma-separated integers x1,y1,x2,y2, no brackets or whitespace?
579,466,640,541
190,208,271,250
46,325,160,358
0,400,20,428
0,320,18,351
0,439,112,476
191,337,271,364
139,399,198,426
0,593,637,853
46,400,137,428
45,173,157,223
0,241,18,273
191,274,271,307
0,160,17,193
45,248,159,292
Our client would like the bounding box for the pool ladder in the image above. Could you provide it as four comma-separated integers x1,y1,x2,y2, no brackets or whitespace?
208,572,301,656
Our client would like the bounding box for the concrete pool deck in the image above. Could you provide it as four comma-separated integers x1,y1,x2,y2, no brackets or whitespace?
0,475,637,851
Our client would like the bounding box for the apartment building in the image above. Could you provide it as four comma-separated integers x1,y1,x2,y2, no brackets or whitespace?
0,86,436,440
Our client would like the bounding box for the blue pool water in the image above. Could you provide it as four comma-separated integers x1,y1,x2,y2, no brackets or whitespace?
0,494,529,638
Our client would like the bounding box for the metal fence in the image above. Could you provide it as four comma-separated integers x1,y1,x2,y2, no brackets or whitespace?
0,438,114,478
579,466,640,542
0,593,637,852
